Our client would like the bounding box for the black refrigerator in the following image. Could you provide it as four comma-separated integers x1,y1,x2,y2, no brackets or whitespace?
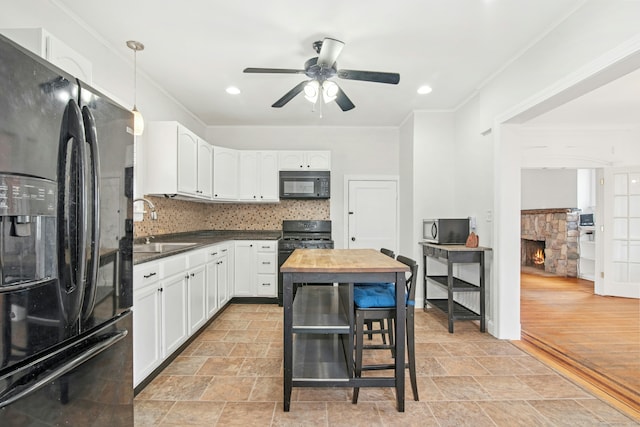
0,34,134,425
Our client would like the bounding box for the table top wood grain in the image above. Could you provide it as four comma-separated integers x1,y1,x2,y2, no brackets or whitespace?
280,248,409,273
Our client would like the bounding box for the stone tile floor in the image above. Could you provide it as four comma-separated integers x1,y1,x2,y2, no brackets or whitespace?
134,304,638,426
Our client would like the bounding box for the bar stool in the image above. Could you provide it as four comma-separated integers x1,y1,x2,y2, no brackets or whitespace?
352,255,419,403
355,248,395,343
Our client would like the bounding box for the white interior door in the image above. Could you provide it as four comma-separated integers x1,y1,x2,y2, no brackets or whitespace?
347,179,398,252
603,167,640,298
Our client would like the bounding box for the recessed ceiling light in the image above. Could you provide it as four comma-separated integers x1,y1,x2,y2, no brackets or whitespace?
226,86,241,95
417,85,432,95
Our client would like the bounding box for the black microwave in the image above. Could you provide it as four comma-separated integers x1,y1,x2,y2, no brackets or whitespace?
423,218,469,244
279,171,330,199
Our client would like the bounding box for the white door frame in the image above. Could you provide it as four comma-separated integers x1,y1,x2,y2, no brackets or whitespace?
343,175,400,251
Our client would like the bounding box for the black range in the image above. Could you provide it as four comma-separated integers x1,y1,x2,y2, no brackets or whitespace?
277,220,334,305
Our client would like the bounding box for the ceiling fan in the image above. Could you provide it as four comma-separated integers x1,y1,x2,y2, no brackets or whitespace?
243,37,400,112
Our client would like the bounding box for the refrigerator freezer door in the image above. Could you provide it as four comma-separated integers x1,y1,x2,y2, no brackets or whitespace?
0,311,133,425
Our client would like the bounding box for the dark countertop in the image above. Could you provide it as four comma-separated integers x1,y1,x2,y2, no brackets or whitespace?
133,230,282,265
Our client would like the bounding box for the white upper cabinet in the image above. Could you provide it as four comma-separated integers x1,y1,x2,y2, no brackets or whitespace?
278,151,331,170
177,127,198,196
212,146,238,200
146,121,212,200
238,151,279,202
0,28,92,83
197,140,213,198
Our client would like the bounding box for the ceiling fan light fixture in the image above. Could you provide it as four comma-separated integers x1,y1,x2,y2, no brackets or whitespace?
417,85,433,95
322,81,339,103
303,80,319,103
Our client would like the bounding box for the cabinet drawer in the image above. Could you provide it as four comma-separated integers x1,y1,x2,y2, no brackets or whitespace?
256,241,276,252
206,244,223,261
133,262,160,290
257,274,277,296
257,254,276,273
161,254,188,278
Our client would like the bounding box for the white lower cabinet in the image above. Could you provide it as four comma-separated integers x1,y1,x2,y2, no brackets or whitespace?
132,262,162,387
160,270,189,356
206,242,231,317
234,240,277,297
133,239,271,387
187,250,207,335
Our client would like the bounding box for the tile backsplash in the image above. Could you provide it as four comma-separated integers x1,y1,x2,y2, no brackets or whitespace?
134,196,330,238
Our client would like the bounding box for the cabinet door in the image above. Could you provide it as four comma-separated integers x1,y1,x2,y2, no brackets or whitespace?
133,284,161,386
213,146,239,200
188,265,207,334
278,151,305,170
197,141,213,198
238,151,259,201
47,33,93,84
206,259,219,318
306,151,331,170
161,273,188,356
234,241,256,296
217,254,229,307
258,151,279,201
177,126,198,195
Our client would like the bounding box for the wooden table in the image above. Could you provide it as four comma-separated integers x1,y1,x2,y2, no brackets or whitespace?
281,249,410,412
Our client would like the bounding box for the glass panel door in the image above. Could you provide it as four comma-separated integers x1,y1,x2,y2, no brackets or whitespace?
604,168,640,298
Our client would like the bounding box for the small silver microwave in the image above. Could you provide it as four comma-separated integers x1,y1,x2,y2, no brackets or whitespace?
423,218,469,244
279,171,330,199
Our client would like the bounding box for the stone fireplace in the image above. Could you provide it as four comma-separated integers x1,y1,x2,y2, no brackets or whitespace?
521,208,579,277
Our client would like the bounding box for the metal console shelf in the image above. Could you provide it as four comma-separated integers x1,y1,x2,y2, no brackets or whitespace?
421,242,491,333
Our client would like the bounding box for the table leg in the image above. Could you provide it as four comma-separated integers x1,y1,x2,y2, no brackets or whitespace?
395,271,405,412
447,260,454,333
283,272,293,411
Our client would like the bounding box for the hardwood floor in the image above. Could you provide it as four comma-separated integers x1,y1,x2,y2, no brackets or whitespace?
518,272,640,419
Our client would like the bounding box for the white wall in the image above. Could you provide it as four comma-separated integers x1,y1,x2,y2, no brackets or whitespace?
521,169,577,210
450,1,640,338
206,126,399,246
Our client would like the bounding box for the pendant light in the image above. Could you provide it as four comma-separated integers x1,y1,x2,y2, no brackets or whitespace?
126,40,145,136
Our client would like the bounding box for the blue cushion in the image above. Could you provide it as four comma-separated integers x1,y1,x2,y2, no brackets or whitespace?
353,283,396,308
354,283,413,307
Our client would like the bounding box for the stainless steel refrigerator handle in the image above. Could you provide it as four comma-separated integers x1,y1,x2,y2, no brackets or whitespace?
80,105,101,321
0,329,127,409
57,99,88,325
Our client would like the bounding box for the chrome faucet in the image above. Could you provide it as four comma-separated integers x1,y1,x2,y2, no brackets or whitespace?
134,197,158,220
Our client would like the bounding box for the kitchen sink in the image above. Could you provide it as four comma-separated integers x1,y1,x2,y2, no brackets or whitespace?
133,242,197,253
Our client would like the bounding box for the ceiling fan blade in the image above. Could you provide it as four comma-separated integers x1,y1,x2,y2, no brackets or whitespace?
244,67,305,74
334,87,355,111
272,80,308,108
337,69,400,84
317,38,345,67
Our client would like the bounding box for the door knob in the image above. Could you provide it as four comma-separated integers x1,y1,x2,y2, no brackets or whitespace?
351,237,356,241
